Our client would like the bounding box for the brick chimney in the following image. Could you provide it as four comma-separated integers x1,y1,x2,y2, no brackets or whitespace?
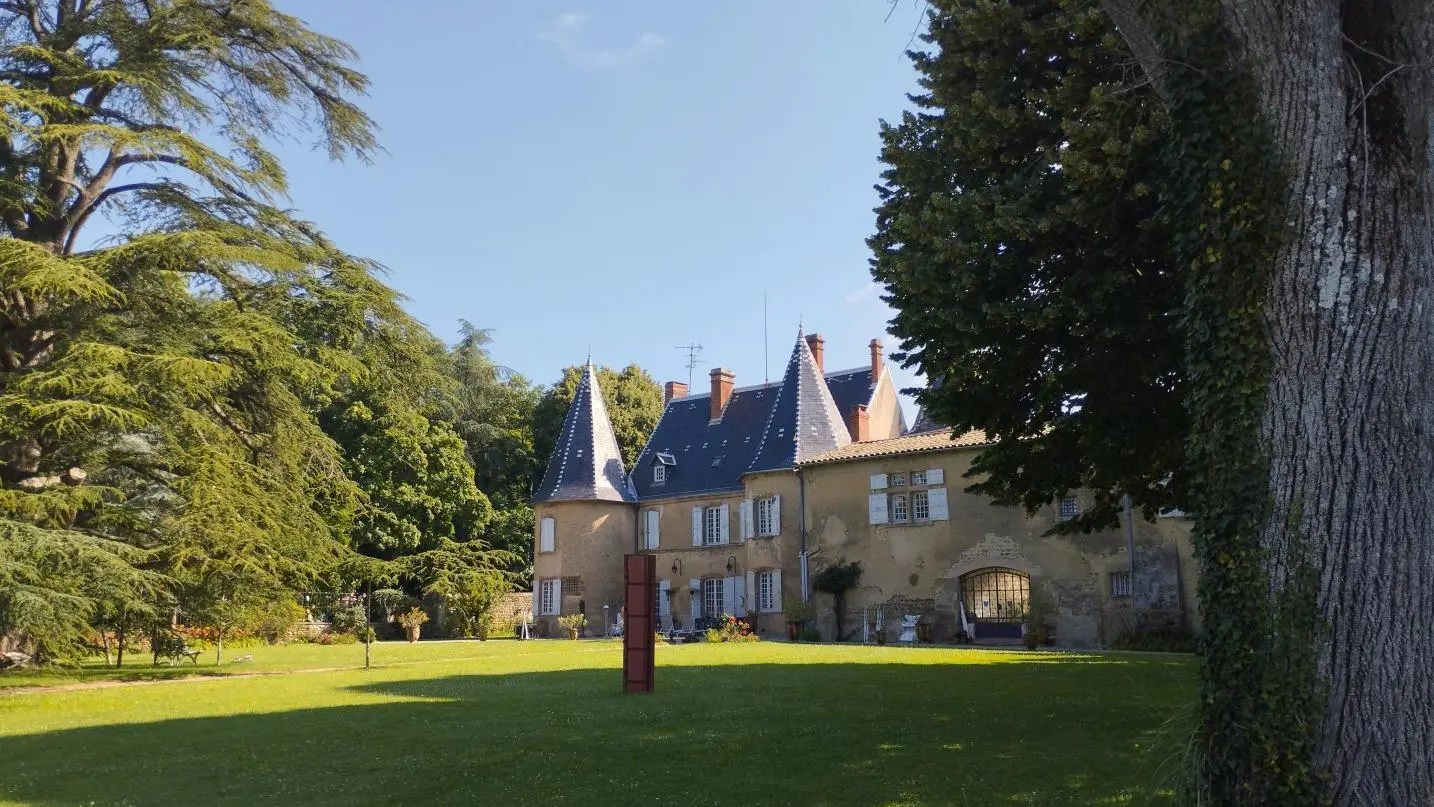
847,404,869,443
710,368,734,421
805,333,825,375
664,381,688,405
870,338,884,379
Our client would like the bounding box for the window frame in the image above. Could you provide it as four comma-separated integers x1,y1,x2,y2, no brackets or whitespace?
912,489,931,522
756,497,777,537
702,578,723,618
757,571,777,612
1110,570,1133,598
889,472,908,487
653,464,666,484
538,579,559,616
703,505,723,545
1058,495,1080,521
890,493,910,524
911,470,927,485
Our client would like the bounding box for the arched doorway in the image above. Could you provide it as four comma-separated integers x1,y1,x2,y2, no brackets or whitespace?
959,567,1030,640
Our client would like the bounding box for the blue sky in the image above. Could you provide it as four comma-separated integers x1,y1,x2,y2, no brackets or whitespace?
267,1,929,418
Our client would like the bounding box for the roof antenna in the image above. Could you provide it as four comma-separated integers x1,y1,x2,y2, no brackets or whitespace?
763,291,769,385
673,342,705,389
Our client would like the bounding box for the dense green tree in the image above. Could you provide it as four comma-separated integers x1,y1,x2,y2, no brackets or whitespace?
870,0,1183,533
533,364,661,472
875,1,1433,802
0,1,512,658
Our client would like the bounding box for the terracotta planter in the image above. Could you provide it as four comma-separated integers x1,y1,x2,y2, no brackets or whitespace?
405,625,421,643
786,621,801,641
568,628,580,640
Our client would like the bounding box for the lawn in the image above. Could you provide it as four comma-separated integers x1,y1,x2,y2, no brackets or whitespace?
0,641,1195,807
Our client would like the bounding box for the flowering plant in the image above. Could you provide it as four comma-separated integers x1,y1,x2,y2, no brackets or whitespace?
705,613,760,643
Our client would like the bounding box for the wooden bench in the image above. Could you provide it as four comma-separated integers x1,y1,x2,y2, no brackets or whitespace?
154,634,202,666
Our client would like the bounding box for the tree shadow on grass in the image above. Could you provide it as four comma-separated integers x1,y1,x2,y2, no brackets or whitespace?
0,656,1194,807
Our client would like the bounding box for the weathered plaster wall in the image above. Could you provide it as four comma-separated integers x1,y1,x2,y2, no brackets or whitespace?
800,450,1196,647
532,500,635,636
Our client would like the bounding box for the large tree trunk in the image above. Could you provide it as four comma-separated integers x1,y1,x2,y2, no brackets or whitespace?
1246,4,1434,800
1103,1,1434,802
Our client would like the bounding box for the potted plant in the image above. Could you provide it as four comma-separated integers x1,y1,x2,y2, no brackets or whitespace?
782,596,815,640
916,617,932,644
813,559,863,642
397,607,428,643
557,613,586,640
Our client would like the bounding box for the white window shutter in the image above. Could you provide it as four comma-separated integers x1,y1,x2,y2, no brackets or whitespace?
870,473,888,490
723,576,736,616
869,492,889,525
552,578,562,615
532,577,540,613
772,569,783,612
690,578,701,623
740,498,753,542
745,571,756,614
734,575,746,617
659,579,671,619
772,494,782,535
719,503,730,544
927,468,945,485
692,507,702,546
646,510,660,550
539,517,555,553
929,488,950,521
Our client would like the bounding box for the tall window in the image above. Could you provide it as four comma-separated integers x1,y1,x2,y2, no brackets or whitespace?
1110,570,1132,598
1058,495,1080,521
653,464,666,484
758,571,777,612
702,578,722,618
704,505,723,545
890,493,909,523
538,579,559,615
756,497,777,536
912,490,930,522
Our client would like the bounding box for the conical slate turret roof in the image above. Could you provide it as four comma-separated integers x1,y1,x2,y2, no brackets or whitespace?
533,362,634,503
747,332,852,473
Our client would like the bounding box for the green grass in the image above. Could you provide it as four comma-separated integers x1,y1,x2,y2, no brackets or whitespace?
0,641,1196,807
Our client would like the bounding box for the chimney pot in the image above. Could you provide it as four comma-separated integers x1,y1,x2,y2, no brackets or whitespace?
869,339,884,380
848,404,869,443
664,381,689,405
805,333,825,376
710,368,735,421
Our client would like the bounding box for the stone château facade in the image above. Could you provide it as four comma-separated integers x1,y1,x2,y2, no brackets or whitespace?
531,331,1196,646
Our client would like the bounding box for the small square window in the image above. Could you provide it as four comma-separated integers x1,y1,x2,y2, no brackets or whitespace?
889,473,908,487
1058,495,1080,521
911,470,927,486
890,493,909,523
1110,570,1132,598
653,465,666,484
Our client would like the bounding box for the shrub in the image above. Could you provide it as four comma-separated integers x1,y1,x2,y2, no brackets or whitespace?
330,603,369,638
251,600,307,644
1110,626,1197,654
781,596,815,623
396,607,429,629
705,613,759,643
556,613,587,633
799,625,822,642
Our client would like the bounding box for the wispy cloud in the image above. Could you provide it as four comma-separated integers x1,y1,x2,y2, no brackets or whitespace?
844,281,882,305
539,13,666,69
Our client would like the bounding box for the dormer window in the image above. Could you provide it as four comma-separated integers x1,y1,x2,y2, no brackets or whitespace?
652,452,676,485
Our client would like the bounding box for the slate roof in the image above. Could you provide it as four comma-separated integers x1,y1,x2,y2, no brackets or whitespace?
909,378,945,433
748,334,851,473
629,336,870,501
532,363,635,503
799,428,991,466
